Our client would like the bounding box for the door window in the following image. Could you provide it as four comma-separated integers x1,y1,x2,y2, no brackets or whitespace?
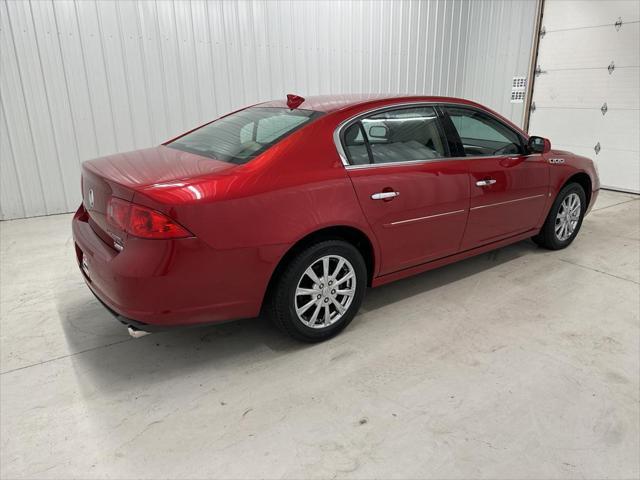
343,106,448,165
445,107,523,156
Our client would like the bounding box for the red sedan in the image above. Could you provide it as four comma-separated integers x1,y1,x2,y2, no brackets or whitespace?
72,94,600,341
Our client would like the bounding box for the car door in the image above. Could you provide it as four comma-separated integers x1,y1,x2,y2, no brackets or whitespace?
442,106,550,250
339,105,469,276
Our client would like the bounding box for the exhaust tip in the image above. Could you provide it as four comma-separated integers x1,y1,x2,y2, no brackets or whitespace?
128,326,151,338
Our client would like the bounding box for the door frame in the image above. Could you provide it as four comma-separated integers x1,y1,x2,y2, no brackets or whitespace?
334,101,532,169
332,101,469,275
437,104,550,248
437,104,530,157
333,101,455,168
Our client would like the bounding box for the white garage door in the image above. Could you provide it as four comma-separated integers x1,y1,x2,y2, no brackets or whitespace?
528,0,640,193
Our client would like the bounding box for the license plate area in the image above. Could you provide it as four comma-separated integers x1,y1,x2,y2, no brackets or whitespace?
75,243,91,282
81,255,90,277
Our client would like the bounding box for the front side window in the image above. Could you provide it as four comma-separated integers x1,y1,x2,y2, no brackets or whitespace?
445,107,523,156
343,106,448,165
167,107,322,164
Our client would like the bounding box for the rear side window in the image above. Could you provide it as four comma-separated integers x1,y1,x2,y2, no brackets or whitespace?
343,123,369,165
343,106,448,165
445,107,523,156
167,107,322,164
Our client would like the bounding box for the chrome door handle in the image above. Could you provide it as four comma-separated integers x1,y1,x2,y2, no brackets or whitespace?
371,191,400,200
476,179,497,187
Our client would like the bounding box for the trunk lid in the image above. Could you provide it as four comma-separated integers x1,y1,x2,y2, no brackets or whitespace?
83,145,237,188
81,165,134,248
82,146,236,247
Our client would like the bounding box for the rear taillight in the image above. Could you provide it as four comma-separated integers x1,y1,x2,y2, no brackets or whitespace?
107,197,130,231
107,197,192,239
128,204,192,239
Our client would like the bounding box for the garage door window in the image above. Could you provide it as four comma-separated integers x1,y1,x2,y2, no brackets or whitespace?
445,107,523,157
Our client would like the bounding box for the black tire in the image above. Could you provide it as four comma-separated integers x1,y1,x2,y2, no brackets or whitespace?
267,240,367,342
533,182,587,250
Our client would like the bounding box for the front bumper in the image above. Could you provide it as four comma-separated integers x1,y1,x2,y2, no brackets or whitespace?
586,188,600,215
72,205,272,327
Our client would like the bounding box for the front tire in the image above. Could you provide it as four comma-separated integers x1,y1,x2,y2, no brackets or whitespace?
533,182,587,250
268,240,367,342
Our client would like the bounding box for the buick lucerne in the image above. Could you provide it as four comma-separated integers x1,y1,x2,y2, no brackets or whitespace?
72,94,600,341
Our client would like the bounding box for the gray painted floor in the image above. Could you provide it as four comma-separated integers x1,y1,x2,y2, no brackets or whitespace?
1,190,638,479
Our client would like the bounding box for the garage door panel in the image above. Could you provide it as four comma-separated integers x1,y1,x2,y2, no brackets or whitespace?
595,150,639,193
529,109,599,148
533,67,640,110
542,0,639,31
538,23,639,69
605,68,640,110
531,0,638,193
531,109,639,154
554,144,639,193
602,110,640,153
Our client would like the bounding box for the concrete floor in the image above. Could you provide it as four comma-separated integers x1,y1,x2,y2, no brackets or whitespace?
1,190,638,479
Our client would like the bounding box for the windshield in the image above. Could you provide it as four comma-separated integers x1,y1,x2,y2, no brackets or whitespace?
166,107,323,164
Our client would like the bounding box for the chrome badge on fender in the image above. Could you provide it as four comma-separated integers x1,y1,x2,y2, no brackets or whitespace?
549,158,565,164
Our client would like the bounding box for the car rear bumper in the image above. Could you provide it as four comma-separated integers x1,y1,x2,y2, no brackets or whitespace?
72,204,275,328
88,287,167,332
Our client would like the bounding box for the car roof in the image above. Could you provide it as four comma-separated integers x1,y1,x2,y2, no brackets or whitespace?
258,94,477,113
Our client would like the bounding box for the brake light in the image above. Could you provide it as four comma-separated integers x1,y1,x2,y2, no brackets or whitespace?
129,204,191,239
107,198,192,239
107,197,130,231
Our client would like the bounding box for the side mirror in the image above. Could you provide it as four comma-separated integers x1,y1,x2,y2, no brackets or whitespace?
528,136,551,154
368,125,389,139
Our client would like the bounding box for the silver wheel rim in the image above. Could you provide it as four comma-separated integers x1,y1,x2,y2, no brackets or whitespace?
294,254,356,329
555,192,581,241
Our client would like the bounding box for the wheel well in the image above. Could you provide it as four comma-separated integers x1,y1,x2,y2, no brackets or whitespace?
565,172,592,207
262,226,376,309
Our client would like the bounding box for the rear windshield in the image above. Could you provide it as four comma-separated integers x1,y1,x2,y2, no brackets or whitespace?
166,107,323,164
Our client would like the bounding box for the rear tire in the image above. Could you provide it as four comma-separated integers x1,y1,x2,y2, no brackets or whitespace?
267,240,367,342
533,182,586,250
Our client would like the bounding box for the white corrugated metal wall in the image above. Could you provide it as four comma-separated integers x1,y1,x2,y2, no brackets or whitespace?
0,0,537,220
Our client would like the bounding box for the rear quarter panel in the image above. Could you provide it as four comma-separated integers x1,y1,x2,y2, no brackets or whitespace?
137,118,375,249
130,117,379,313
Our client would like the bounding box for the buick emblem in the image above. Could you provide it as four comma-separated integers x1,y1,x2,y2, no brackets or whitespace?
88,188,95,209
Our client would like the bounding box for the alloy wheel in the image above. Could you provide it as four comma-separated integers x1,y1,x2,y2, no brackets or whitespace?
555,192,581,241
294,255,356,328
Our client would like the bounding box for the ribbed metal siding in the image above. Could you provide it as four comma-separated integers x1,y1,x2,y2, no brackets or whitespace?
461,0,537,123
0,0,536,220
